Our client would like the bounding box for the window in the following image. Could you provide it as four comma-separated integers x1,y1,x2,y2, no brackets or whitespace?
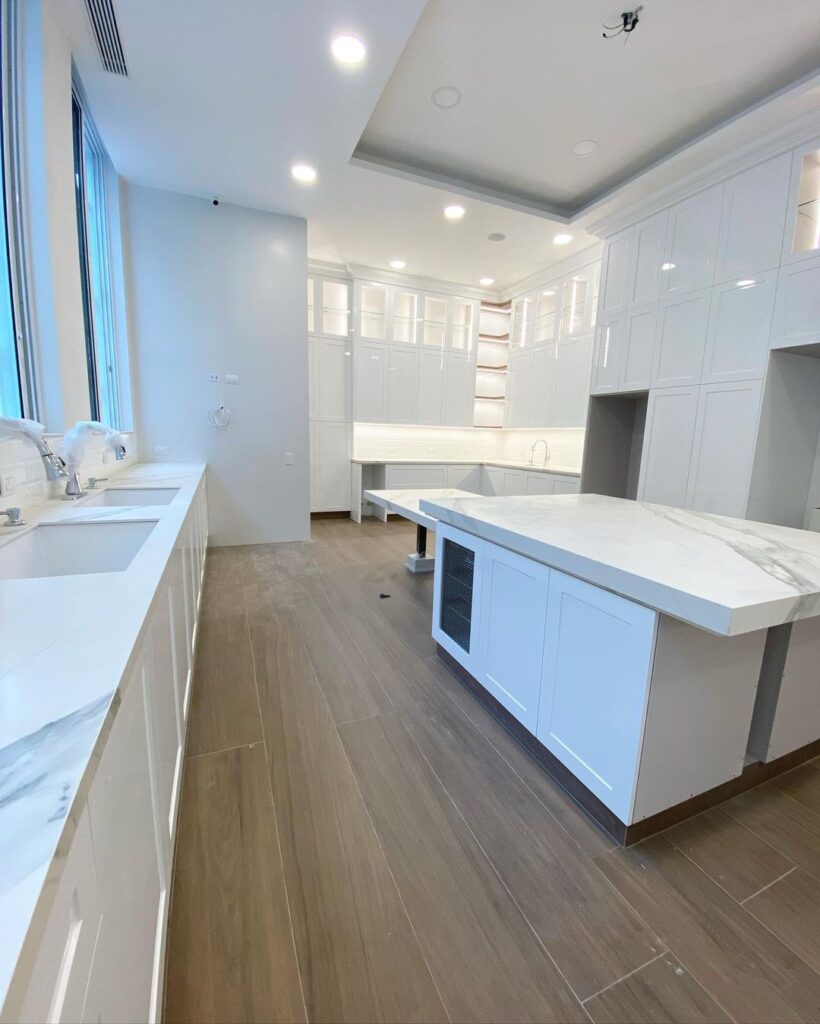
72,79,121,427
0,0,30,418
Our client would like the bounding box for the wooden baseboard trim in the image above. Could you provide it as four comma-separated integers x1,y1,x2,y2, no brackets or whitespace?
310,510,351,519
435,644,820,846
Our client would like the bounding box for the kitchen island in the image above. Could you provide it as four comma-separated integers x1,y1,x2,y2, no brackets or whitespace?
419,493,820,842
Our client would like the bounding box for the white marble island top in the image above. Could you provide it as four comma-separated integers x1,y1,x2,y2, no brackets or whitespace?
0,463,206,1008
419,493,820,636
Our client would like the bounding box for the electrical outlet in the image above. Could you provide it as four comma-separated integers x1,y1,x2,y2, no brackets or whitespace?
284,451,294,466
154,444,169,457
0,473,16,497
208,373,221,383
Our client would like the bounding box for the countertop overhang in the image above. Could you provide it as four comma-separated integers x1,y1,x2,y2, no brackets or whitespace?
419,493,820,636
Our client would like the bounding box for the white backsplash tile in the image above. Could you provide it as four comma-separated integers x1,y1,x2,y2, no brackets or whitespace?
352,422,584,470
0,432,138,506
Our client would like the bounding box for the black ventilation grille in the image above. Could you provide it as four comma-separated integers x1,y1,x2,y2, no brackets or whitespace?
440,539,475,653
84,0,128,76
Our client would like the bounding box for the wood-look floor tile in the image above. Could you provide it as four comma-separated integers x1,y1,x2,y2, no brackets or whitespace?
584,954,731,1024
724,782,820,882
399,695,662,1001
339,713,586,1023
665,806,793,901
745,868,820,973
595,836,820,1023
291,592,394,725
185,611,263,757
248,608,447,1024
164,743,305,1024
771,762,820,815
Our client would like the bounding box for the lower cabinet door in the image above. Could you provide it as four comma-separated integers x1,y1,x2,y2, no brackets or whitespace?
536,570,657,821
551,475,580,495
432,524,485,678
502,469,526,496
477,545,549,731
525,472,554,495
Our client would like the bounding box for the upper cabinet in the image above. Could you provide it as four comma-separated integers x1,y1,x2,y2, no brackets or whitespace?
599,229,632,317
782,141,820,266
358,282,388,341
631,211,668,306
716,154,791,282
391,289,419,344
662,184,723,296
309,276,351,338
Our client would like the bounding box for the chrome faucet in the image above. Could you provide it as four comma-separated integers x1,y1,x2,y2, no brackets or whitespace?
529,438,550,467
0,507,26,527
63,472,86,501
0,417,68,481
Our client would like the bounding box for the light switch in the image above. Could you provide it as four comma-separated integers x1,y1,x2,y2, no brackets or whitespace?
224,373,239,385
154,444,169,457
284,451,294,465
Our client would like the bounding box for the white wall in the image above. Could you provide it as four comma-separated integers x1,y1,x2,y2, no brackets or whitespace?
123,184,309,546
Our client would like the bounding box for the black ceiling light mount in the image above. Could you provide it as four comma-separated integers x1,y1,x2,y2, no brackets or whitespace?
602,7,642,42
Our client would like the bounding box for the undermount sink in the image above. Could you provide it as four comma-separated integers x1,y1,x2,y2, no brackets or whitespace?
0,520,157,581
82,487,179,507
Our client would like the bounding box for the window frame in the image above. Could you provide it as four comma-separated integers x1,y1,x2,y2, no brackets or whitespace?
0,0,36,418
71,72,122,428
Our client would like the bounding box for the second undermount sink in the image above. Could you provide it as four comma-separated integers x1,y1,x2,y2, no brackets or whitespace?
83,487,179,507
0,520,157,581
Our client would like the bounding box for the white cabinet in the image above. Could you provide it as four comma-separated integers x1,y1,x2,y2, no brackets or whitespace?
502,469,526,496
662,184,723,296
685,379,762,517
506,349,532,426
622,306,656,392
702,276,776,382
528,345,556,425
482,466,504,496
599,229,632,317
478,546,549,731
631,211,668,306
716,154,791,282
652,288,710,388
309,276,351,339
16,810,101,1024
551,475,581,495
387,346,418,423
385,464,447,489
771,253,820,350
553,333,593,426
525,473,555,496
310,422,351,511
446,464,481,492
536,569,657,821
591,313,625,394
443,352,474,426
355,341,387,421
314,337,352,421
639,386,699,506
418,347,444,424
83,640,166,1024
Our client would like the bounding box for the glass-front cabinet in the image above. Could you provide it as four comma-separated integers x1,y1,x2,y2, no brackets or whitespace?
534,288,558,344
358,283,387,340
391,290,418,344
451,300,475,352
421,295,448,347
308,275,351,338
791,147,820,257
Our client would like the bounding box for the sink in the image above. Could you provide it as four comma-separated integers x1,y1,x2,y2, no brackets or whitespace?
0,520,157,581
82,487,179,507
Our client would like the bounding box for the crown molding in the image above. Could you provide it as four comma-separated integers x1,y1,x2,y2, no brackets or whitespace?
500,241,603,303
307,258,351,280
587,112,820,239
346,263,495,301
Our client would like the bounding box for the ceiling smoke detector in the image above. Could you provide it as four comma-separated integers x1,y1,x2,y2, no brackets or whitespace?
572,139,598,157
488,232,506,242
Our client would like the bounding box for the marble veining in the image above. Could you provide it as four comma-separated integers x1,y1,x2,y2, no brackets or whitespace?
0,463,205,1006
419,493,820,636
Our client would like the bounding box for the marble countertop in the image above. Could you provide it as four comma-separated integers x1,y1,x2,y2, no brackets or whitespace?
419,493,820,636
364,488,475,529
0,463,206,1007
352,457,581,477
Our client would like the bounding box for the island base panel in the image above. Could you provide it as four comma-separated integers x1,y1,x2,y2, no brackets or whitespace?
436,644,820,846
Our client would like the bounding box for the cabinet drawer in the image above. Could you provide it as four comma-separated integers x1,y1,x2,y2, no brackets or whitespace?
16,811,101,1024
551,475,580,495
384,465,447,489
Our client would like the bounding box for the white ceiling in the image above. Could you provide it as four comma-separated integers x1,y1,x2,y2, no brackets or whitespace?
59,0,820,293
357,0,820,217
59,0,597,293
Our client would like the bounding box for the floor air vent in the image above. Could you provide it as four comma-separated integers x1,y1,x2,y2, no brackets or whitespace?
84,0,128,76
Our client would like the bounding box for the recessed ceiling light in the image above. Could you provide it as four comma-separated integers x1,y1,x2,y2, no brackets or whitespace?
444,204,465,220
736,278,756,288
432,86,462,109
480,277,495,286
661,262,676,271
331,34,366,65
488,232,506,242
553,233,573,246
542,289,555,296
572,139,598,157
291,163,317,184
390,259,406,270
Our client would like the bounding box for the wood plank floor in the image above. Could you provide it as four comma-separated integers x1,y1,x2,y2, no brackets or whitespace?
164,518,820,1024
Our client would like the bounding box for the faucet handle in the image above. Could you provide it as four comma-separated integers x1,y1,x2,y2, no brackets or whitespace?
87,476,108,489
1,507,26,527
